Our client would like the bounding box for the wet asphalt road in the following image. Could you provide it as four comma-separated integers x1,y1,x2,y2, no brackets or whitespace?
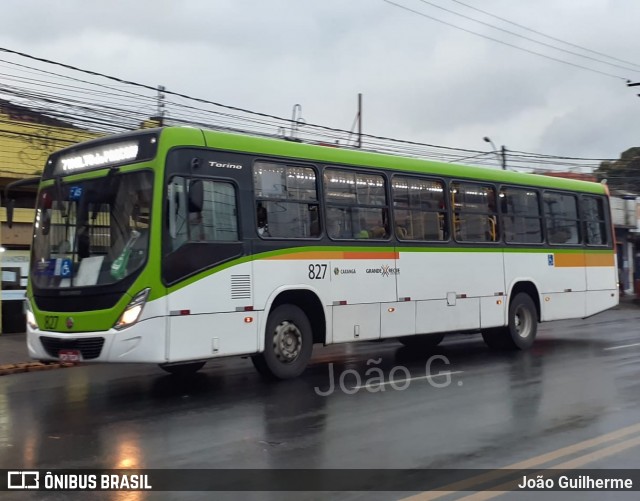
1,308,639,500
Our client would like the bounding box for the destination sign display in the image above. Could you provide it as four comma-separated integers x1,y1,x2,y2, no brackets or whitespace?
57,143,139,173
44,132,159,179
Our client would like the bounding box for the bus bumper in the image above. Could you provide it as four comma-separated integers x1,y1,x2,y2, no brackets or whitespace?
27,316,167,363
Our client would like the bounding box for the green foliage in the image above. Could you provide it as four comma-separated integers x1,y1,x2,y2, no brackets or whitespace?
596,147,640,193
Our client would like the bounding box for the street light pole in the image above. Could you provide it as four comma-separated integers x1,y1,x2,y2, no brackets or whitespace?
483,136,506,170
627,81,640,97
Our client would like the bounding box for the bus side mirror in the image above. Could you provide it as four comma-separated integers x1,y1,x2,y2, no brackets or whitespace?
188,180,204,213
6,199,15,228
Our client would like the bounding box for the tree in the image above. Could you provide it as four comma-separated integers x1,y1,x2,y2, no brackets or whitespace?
595,147,640,193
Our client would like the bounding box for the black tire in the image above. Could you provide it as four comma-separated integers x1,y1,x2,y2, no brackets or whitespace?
482,293,537,350
159,361,206,376
398,332,445,349
252,304,313,380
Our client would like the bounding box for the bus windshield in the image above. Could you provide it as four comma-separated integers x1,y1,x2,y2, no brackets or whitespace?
31,171,153,289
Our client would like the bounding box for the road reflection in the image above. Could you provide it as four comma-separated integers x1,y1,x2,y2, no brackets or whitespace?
0,323,632,474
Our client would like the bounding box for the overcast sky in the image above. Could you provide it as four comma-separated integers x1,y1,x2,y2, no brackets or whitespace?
1,0,640,166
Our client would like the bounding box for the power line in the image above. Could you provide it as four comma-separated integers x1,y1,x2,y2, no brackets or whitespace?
382,0,629,80
447,0,640,70
414,0,640,73
0,46,493,154
0,46,627,173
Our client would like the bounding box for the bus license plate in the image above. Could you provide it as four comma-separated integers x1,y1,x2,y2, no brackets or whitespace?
58,349,81,362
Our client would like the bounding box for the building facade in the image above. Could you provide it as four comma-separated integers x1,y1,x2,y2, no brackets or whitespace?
0,99,99,332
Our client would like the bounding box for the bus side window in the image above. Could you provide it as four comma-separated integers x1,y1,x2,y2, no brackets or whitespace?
254,162,320,239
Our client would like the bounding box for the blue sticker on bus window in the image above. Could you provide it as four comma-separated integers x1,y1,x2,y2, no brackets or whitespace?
60,259,73,278
548,254,554,266
69,186,83,201
35,259,56,276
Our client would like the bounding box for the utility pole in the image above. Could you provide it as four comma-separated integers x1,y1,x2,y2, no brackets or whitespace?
289,104,305,141
157,85,166,126
483,137,507,170
357,93,362,149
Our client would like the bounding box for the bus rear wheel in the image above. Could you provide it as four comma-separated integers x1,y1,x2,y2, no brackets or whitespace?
398,332,445,349
482,292,537,350
159,361,206,376
252,304,313,380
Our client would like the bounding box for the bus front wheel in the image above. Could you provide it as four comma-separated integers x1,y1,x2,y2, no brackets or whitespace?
252,304,313,380
482,293,537,350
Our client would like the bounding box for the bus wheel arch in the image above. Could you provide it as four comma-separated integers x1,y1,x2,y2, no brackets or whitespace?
482,281,539,350
253,289,326,380
508,281,541,322
264,289,326,346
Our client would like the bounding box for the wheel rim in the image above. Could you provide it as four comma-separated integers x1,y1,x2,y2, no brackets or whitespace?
513,305,532,339
272,320,303,363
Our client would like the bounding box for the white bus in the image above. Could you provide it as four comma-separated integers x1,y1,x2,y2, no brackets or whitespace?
17,127,617,378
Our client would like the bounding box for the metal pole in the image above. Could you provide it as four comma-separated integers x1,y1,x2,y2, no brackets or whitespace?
501,145,507,170
157,85,166,126
357,93,362,149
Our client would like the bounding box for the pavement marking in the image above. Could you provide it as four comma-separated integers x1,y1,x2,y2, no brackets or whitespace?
603,342,640,351
353,371,464,390
455,434,640,501
400,421,640,501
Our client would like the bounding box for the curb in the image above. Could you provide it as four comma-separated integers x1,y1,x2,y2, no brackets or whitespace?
0,361,77,376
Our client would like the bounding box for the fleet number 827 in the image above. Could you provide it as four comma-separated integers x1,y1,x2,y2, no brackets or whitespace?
308,263,327,280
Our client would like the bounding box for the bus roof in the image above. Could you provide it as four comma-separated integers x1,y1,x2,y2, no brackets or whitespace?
47,126,607,195
192,128,606,195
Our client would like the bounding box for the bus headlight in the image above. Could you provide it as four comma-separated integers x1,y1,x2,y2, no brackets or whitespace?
114,288,150,330
25,300,39,330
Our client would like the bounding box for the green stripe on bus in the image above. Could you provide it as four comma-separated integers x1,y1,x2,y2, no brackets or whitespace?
164,245,614,295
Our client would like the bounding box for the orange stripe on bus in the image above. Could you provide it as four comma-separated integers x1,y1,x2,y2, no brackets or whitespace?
554,254,586,267
554,253,615,267
585,253,615,267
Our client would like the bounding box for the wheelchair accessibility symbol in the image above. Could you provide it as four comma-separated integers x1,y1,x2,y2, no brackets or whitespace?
60,258,72,278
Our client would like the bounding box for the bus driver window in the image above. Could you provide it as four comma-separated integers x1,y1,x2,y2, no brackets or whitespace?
257,202,269,236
